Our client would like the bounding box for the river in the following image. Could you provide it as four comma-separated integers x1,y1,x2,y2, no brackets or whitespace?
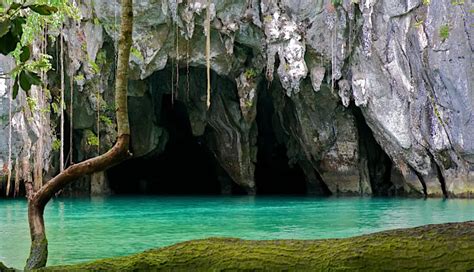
1,196,473,269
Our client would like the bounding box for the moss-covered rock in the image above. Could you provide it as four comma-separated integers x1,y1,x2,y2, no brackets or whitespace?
0,262,15,272
41,221,474,271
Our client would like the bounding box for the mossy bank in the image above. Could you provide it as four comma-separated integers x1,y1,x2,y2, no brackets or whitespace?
32,221,474,271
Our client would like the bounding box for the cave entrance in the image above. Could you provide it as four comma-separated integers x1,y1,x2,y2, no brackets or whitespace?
254,82,308,195
107,95,221,195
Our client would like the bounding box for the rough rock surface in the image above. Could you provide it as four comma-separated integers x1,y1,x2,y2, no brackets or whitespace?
1,0,472,197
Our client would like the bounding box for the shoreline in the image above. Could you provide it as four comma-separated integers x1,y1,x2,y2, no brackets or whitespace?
15,221,469,271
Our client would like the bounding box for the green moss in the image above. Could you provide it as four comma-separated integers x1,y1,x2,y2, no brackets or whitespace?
331,0,343,6
0,262,15,271
130,47,144,61
40,222,474,272
451,0,464,5
74,73,85,82
52,139,61,152
439,24,450,41
99,115,113,126
244,68,258,79
85,130,99,147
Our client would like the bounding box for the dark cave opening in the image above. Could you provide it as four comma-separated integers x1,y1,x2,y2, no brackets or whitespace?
351,105,394,196
254,83,308,195
107,95,221,195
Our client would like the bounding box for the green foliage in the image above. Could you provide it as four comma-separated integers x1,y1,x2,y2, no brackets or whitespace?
51,101,59,115
423,0,430,5
51,139,61,151
331,0,343,6
244,68,258,79
100,115,113,126
439,24,450,41
0,0,79,99
96,50,107,66
85,130,99,147
74,73,85,83
451,0,464,5
244,100,253,108
88,58,100,74
26,96,37,111
130,47,144,61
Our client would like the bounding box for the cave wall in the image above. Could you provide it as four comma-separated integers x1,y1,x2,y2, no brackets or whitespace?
1,0,472,197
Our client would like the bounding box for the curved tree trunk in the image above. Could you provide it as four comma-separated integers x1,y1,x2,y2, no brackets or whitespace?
24,0,134,269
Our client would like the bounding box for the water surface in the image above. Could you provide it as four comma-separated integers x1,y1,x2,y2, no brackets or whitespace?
1,196,473,269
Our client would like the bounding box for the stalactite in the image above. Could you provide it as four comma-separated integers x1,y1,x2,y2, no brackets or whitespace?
331,21,335,93
171,22,175,106
6,68,12,197
33,25,48,191
186,39,190,101
14,160,20,197
205,0,211,109
175,23,179,100
60,26,65,172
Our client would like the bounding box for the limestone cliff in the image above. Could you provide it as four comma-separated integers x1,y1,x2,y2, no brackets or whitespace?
1,0,472,197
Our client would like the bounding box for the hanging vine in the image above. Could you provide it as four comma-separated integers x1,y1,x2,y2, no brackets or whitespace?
96,88,100,155
69,66,74,164
205,0,211,109
59,25,65,172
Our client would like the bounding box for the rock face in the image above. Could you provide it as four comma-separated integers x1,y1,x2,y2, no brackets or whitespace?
1,0,472,197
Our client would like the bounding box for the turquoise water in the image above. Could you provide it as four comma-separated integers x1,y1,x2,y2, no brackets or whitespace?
1,196,473,269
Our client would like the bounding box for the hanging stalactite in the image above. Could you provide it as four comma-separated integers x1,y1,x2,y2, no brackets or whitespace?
171,22,175,106
186,39,190,101
175,24,179,101
205,0,211,109
6,67,12,197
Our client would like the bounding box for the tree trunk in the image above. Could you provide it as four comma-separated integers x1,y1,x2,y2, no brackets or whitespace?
24,0,134,269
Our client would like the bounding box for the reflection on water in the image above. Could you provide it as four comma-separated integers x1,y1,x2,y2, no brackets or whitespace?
0,196,473,269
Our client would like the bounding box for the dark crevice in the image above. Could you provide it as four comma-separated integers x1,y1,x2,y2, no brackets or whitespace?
434,162,448,198
410,165,428,197
427,151,448,198
255,81,307,195
307,164,332,196
351,104,394,196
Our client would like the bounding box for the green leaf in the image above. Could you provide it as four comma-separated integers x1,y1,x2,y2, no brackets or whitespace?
28,4,58,15
19,71,32,91
12,77,19,99
0,18,10,38
8,3,22,11
0,32,19,55
20,46,30,62
11,17,25,37
24,70,42,86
